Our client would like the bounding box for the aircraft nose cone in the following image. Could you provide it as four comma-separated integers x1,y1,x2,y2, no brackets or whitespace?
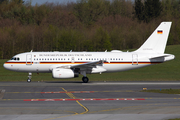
3,63,10,70
3,62,17,71
3,63,7,69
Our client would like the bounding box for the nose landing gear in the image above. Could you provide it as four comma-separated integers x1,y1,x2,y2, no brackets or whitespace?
27,73,32,83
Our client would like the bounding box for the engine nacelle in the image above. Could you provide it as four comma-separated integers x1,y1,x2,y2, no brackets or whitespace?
52,68,79,79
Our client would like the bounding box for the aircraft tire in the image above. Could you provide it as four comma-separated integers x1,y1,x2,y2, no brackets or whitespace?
82,77,89,83
27,79,31,83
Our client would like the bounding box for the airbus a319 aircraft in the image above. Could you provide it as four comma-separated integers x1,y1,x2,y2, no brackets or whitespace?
3,22,175,83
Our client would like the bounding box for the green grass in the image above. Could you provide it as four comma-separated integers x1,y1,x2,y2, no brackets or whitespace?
0,45,180,82
141,88,180,94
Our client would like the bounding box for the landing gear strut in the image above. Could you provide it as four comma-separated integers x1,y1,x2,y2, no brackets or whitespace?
27,72,32,83
82,77,89,83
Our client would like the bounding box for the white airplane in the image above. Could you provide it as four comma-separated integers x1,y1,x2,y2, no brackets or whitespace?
3,22,175,83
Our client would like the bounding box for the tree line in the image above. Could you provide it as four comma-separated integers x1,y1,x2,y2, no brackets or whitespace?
0,0,180,59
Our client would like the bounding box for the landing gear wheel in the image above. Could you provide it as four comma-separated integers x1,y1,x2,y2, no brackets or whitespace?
27,79,31,83
82,77,89,83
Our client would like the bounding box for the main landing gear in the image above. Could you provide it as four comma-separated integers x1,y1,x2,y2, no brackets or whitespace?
81,71,89,83
27,72,32,83
82,77,89,83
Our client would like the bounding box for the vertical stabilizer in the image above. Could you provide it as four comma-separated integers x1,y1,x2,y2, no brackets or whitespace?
135,22,172,54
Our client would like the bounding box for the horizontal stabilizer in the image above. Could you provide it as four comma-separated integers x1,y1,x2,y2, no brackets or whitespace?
149,54,171,59
148,54,175,62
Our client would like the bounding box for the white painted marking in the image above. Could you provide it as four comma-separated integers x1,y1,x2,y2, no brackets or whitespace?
83,82,180,85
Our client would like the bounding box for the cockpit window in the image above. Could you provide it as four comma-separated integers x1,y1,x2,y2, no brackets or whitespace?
11,57,20,61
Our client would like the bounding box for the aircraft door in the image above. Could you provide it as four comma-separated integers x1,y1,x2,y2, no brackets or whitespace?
132,54,138,65
26,54,32,65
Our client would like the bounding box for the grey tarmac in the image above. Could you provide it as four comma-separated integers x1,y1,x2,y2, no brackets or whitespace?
0,81,180,120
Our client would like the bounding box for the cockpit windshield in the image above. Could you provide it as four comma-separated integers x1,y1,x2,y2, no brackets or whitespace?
11,57,15,60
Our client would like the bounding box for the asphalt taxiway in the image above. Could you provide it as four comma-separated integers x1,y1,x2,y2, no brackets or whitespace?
0,81,180,120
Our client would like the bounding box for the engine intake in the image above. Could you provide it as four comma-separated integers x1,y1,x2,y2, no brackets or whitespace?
52,68,79,79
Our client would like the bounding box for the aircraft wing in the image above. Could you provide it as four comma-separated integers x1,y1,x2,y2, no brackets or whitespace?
70,60,104,69
50,60,105,71
71,60,107,73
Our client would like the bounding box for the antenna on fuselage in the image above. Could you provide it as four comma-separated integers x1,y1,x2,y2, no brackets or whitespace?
70,50,72,52
30,50,33,52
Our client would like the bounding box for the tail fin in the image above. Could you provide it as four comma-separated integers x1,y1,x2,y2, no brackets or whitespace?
135,22,172,54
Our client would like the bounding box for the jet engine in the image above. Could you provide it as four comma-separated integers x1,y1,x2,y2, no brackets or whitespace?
52,68,79,79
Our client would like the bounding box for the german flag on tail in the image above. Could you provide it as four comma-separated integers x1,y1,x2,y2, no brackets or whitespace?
157,30,163,34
